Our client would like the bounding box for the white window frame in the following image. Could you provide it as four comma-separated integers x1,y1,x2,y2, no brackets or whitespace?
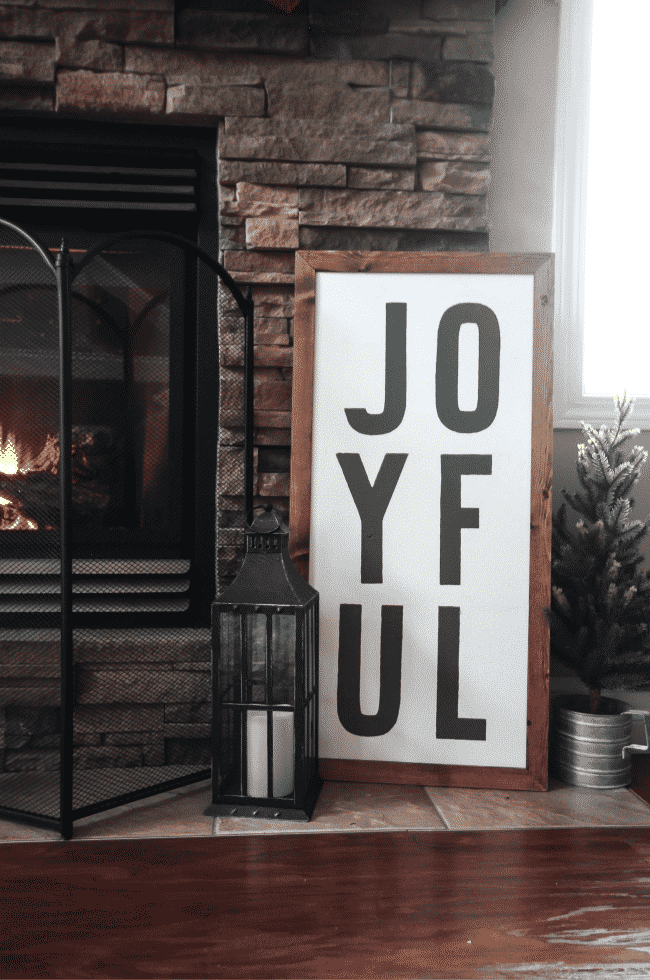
552,0,650,427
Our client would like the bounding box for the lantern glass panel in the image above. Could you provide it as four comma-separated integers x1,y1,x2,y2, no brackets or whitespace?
246,613,267,703
219,706,242,797
219,611,241,702
271,613,295,705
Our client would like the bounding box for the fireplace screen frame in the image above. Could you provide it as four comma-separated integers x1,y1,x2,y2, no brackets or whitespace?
0,217,254,838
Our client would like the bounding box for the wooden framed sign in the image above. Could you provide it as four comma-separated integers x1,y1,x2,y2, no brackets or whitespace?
289,252,553,791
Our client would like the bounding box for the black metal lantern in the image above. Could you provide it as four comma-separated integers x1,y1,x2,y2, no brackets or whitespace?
205,505,322,820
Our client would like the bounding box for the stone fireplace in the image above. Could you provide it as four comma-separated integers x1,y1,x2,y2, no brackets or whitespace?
0,0,495,833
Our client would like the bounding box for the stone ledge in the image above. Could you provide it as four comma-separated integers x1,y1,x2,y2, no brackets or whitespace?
177,9,309,56
230,181,299,214
348,166,415,190
224,344,293,368
55,37,122,71
310,33,442,62
76,669,210,705
265,82,390,121
220,135,415,167
298,187,487,231
442,35,493,63
224,118,414,139
125,48,387,88
219,160,347,188
0,684,58,707
419,160,490,195
258,472,290,497
390,60,409,97
223,250,295,275
222,202,298,220
163,723,211,739
0,7,174,44
56,69,165,116
299,225,489,252
166,82,265,121
391,99,491,131
416,130,490,162
0,40,55,82
389,18,492,35
246,218,300,250
411,60,494,107
309,7,390,36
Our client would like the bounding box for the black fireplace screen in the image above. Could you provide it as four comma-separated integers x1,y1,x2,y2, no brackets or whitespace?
0,217,254,838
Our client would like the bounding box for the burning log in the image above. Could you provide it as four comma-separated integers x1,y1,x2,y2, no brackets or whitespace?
0,492,37,531
0,426,115,530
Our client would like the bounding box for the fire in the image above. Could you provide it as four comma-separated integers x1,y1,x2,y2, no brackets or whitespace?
0,427,20,475
0,426,59,477
0,494,38,531
0,426,60,530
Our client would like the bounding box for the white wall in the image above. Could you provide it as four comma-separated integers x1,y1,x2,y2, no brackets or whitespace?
487,0,560,254
489,0,650,718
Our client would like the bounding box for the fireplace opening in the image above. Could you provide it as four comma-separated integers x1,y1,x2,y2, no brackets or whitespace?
0,118,233,627
1,240,181,543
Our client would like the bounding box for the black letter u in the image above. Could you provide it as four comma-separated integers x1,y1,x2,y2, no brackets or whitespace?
337,604,403,737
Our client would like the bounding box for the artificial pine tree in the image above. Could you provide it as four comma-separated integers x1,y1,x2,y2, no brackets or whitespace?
545,392,650,714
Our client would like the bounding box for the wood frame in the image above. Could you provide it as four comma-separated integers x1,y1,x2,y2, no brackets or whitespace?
289,251,553,791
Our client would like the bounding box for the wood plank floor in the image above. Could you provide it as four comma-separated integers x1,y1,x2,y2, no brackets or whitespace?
3,826,650,979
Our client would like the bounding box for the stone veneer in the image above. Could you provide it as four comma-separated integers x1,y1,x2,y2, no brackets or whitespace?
0,0,495,775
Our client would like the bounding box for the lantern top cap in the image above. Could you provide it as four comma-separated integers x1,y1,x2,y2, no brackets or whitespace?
248,504,289,535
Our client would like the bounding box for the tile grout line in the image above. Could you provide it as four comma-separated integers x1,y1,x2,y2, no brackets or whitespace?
424,791,451,830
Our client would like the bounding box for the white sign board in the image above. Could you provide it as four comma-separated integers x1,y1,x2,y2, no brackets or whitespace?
290,253,552,790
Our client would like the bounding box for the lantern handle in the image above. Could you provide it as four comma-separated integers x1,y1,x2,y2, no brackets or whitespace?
246,503,274,527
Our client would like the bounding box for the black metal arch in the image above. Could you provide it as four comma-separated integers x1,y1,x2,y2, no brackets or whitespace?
0,216,56,274
0,217,254,838
72,228,254,320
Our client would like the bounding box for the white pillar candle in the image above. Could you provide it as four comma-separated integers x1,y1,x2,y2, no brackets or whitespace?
246,710,294,798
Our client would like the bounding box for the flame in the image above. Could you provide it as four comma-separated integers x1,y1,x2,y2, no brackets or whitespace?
0,426,59,477
0,427,20,475
0,426,60,530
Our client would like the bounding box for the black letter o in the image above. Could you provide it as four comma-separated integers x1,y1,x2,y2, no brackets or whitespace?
435,302,500,433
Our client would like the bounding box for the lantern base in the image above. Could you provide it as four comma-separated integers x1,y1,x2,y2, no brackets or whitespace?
204,778,323,822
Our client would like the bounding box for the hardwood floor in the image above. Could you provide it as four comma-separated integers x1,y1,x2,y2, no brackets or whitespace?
1,758,650,979
2,825,650,978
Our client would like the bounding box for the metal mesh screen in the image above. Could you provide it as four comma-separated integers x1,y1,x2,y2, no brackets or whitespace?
69,236,209,816
0,222,62,823
0,222,252,833
216,279,249,594
70,626,211,815
70,237,184,594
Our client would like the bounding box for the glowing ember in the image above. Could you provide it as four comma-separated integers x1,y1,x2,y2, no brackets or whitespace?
0,426,59,478
0,493,38,531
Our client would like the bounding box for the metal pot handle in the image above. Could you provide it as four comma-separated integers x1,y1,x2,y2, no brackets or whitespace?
622,709,650,757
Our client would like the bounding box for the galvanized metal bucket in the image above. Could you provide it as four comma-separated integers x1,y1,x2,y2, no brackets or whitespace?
550,696,650,789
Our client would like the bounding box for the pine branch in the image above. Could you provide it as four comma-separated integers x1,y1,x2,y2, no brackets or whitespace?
545,392,650,703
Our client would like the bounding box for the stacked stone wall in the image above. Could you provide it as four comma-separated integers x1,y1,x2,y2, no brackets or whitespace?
0,0,495,769
0,631,211,772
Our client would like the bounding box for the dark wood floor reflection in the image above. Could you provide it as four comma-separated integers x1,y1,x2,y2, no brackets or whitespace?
2,826,650,979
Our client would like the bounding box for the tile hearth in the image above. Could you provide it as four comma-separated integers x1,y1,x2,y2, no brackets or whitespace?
2,777,650,843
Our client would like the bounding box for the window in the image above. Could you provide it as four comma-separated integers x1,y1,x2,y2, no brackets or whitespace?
553,0,650,426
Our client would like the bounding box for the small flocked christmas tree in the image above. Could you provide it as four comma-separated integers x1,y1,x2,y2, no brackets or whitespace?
545,392,650,714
